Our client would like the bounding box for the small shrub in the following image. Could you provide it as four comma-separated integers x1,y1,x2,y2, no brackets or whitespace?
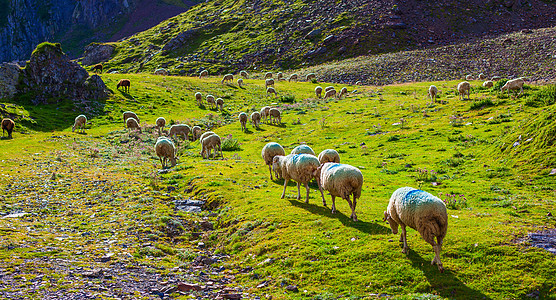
524,84,556,107
441,157,464,167
221,134,241,151
280,94,296,103
416,168,437,182
387,135,400,142
470,98,495,110
438,192,468,210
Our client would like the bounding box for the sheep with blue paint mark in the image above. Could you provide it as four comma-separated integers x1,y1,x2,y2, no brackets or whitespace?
261,142,286,180
279,154,320,203
314,163,363,221
383,187,448,272
291,144,315,156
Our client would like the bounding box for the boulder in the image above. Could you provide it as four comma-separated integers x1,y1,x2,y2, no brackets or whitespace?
0,63,22,100
81,43,115,66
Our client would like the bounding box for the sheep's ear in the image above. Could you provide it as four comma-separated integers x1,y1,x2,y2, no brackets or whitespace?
383,211,389,222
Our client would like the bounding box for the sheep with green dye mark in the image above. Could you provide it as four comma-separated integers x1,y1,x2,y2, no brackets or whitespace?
383,187,448,272
279,154,320,203
72,115,87,133
291,144,315,156
262,142,286,180
318,149,340,164
314,163,362,221
155,137,177,168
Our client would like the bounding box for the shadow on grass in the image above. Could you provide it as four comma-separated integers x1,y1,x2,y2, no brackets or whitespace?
266,122,286,128
406,248,492,299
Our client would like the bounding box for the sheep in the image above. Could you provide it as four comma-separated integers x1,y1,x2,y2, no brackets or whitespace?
123,111,139,124
126,117,141,133
240,70,249,78
457,81,471,100
277,72,284,81
192,125,202,140
465,74,474,81
250,112,261,129
168,124,191,141
216,98,224,112
491,76,501,81
306,73,316,81
338,87,348,99
323,88,337,100
483,81,494,88
272,155,286,180
264,72,273,79
314,163,363,221
317,149,340,165
72,115,87,133
154,68,168,76
478,73,486,80
288,73,298,82
324,86,335,92
1,118,15,138
239,112,248,132
221,73,234,84
315,86,323,98
268,108,281,125
155,137,178,168
237,78,244,88
261,142,286,180
266,87,278,97
117,79,131,93
195,92,203,106
355,81,362,85
501,78,525,96
92,64,103,74
156,117,166,135
428,85,438,103
383,187,448,272
291,144,315,156
201,134,223,159
198,131,216,156
206,94,216,109
279,154,321,203
260,106,270,123
199,70,208,78
265,78,275,89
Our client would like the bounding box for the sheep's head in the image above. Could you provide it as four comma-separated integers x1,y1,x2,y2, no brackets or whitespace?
272,156,283,178
312,164,324,186
71,125,76,132
169,156,178,167
383,211,399,234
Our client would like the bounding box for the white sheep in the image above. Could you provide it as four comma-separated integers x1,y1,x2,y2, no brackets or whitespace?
156,117,166,135
155,137,178,168
237,78,244,88
216,98,224,112
428,85,438,103
383,187,448,272
267,87,278,97
261,142,286,180
206,94,216,109
221,73,233,84
288,73,298,82
199,70,208,79
272,155,286,180
338,87,348,99
251,112,261,129
478,73,486,80
355,81,362,85
264,72,273,79
198,131,215,157
126,117,141,133
168,124,191,141
306,73,316,81
323,89,337,100
280,154,321,203
314,163,363,221
201,134,223,159
265,78,275,89
154,68,168,76
482,81,494,88
240,70,249,78
195,92,203,106
123,111,139,124
324,86,335,92
315,86,323,98
491,76,501,81
277,72,284,81
291,144,315,156
501,78,525,96
457,81,471,100
192,125,202,140
269,108,281,125
239,112,248,132
465,74,474,81
72,115,87,133
317,149,340,164
260,106,270,123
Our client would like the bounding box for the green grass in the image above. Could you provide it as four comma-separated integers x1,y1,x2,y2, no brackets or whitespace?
0,74,555,299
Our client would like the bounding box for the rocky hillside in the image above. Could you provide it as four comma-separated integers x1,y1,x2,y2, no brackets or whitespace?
0,0,202,63
96,0,556,73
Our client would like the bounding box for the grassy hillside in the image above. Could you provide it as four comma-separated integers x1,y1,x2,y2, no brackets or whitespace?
1,74,555,299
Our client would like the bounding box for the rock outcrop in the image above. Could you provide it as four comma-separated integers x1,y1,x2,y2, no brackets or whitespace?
0,63,22,100
82,43,116,66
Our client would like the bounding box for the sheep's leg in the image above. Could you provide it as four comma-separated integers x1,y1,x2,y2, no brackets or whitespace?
281,179,289,199
304,182,310,204
351,194,358,222
268,165,273,180
432,236,444,272
330,195,336,214
401,224,408,254
296,182,301,200
318,185,327,207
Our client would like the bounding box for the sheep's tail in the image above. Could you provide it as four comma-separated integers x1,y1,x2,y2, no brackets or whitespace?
417,214,448,246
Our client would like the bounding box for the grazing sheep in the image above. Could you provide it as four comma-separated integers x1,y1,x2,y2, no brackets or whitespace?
428,85,438,103
92,64,103,74
261,142,286,180
126,117,141,133
240,70,249,78
192,125,202,140
239,112,248,132
199,131,215,144
168,124,191,140
384,187,448,272
457,81,471,100
195,92,203,106
267,87,278,97
216,98,224,112
265,78,275,89
338,87,348,99
323,88,337,100
268,108,281,125
221,73,234,84
318,149,340,165
1,118,15,138
280,154,321,203
491,76,501,81
237,78,244,88
155,137,177,168
199,70,208,78
314,163,363,221
277,72,284,81
201,134,223,159
483,81,494,88
154,68,168,76
324,86,335,92
465,74,474,81
156,117,166,135
288,73,298,82
72,115,87,133
117,79,131,93
206,94,216,109
306,73,316,81
260,106,270,123
291,144,315,156
251,112,261,129
478,73,486,80
123,111,139,124
501,78,525,96
355,81,362,85
264,72,273,79
272,155,286,180
315,86,323,98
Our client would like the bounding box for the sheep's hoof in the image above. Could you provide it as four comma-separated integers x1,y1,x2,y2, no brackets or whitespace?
305,199,309,204
280,195,285,199
402,248,408,254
